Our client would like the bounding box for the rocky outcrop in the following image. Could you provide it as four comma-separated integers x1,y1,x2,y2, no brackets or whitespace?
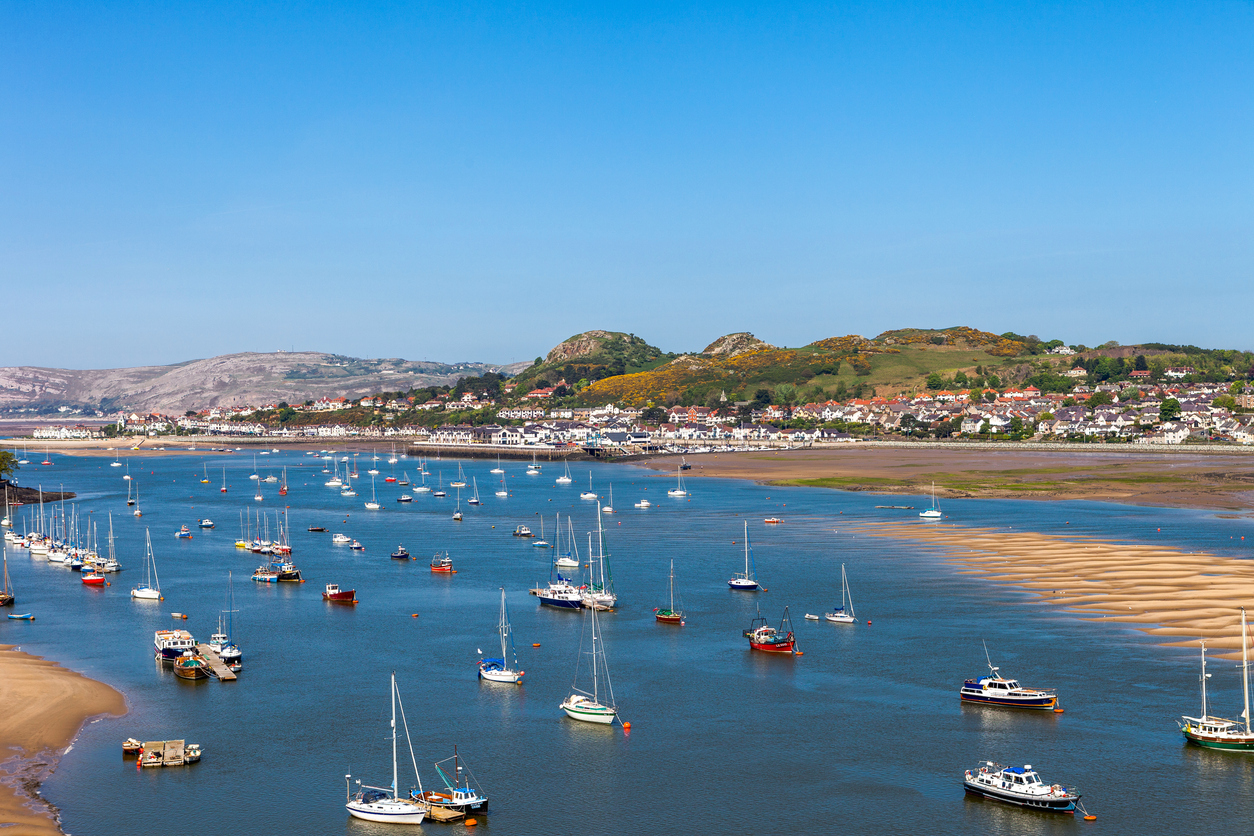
702,333,775,357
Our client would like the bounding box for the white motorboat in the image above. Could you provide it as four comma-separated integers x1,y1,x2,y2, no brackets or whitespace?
960,642,1058,709
478,588,524,684
633,498,650,509
332,533,352,544
345,673,427,825
962,762,1081,813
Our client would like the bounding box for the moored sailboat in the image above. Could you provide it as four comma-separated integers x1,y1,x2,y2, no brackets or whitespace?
345,673,427,825
131,530,162,600
560,604,619,724
920,482,943,519
728,520,759,590
478,588,524,683
824,563,858,624
1179,609,1254,750
654,560,684,624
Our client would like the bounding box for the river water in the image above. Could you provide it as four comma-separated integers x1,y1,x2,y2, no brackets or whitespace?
4,450,1253,835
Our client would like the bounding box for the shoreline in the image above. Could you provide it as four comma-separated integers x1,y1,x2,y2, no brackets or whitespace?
855,522,1254,660
642,447,1254,511
0,645,126,834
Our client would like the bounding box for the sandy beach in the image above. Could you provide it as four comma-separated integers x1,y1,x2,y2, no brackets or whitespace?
648,446,1254,510
856,522,1254,660
0,646,125,834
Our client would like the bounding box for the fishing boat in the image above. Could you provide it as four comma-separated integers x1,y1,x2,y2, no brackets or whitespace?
763,517,783,524
430,552,455,572
323,583,358,604
208,573,243,669
960,643,1058,710
345,673,428,825
560,604,619,724
81,570,105,586
512,525,533,538
467,477,482,506
1179,610,1254,750
667,466,688,497
654,560,684,624
556,460,573,485
728,521,760,590
251,565,279,583
412,748,489,812
309,525,328,532
920,482,943,519
962,762,1081,813
173,653,209,681
478,588,524,683
396,493,413,503
391,545,411,560
824,564,858,624
744,607,798,654
349,540,365,551
131,530,162,600
154,629,196,663
580,471,597,500
0,549,13,607
332,532,351,544
198,519,215,529
175,525,193,539
679,457,691,470
365,475,381,510
634,498,650,509
450,463,467,489
271,559,303,582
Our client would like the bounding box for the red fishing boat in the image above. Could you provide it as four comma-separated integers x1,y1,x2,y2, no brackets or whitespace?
430,552,455,573
81,571,106,586
322,583,357,604
744,607,798,654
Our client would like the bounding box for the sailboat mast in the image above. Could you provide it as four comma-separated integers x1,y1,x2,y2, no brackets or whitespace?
1243,608,1251,735
1201,641,1209,719
744,520,750,576
391,672,399,799
590,606,600,704
669,560,675,611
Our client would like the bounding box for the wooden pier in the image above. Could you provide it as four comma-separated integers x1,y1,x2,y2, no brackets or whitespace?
418,804,465,823
195,644,237,681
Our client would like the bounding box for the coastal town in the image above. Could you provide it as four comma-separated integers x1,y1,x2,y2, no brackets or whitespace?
30,366,1254,448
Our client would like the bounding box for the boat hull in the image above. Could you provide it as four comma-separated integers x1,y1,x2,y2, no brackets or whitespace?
728,579,759,590
478,664,523,683
749,639,796,653
539,595,583,609
346,800,427,824
962,780,1078,812
655,611,683,624
561,698,616,724
1181,729,1254,750
960,688,1057,710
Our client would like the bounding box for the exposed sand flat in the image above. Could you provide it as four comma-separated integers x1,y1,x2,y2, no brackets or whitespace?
857,522,1254,660
0,646,125,834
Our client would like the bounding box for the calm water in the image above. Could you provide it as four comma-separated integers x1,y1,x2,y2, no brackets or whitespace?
4,450,1254,835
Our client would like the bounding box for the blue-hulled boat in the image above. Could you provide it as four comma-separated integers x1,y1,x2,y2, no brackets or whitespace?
960,645,1057,710
537,575,583,609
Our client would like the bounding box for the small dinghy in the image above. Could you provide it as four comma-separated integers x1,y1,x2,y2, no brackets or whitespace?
804,613,819,621
7,612,34,620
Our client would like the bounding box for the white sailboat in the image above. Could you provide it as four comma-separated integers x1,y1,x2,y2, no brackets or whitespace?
602,483,614,514
560,603,619,725
824,564,858,623
580,471,597,500
532,514,550,548
667,465,688,497
467,477,482,506
110,449,122,467
131,529,161,600
1179,609,1254,750
580,504,617,609
554,515,581,569
526,453,540,475
345,673,427,824
920,482,943,519
495,474,508,497
478,588,524,683
452,486,463,521
365,475,381,510
728,520,759,590
414,469,431,494
490,456,504,475
450,463,467,489
556,460,573,485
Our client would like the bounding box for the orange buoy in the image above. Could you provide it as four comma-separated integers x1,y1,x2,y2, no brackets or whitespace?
622,721,631,729
1054,708,1065,714
532,642,541,647
466,817,477,826
1084,815,1096,821
866,619,871,625
411,614,419,618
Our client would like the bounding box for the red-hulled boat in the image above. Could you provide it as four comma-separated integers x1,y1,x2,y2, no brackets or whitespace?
322,583,357,604
744,607,798,654
82,571,106,586
430,552,455,573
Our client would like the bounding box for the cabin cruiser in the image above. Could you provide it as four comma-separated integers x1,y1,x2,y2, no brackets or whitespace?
154,629,196,663
960,656,1057,709
963,762,1080,812
537,576,583,609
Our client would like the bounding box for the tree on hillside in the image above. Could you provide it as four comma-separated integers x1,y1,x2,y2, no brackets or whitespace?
1088,391,1114,408
1134,354,1149,371
1159,398,1182,422
752,389,773,407
0,451,17,481
774,383,798,406
925,372,944,390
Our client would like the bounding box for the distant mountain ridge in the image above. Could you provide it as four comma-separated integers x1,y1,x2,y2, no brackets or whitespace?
0,352,523,415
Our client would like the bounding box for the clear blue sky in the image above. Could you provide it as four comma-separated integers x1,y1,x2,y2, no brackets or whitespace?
3,1,1251,368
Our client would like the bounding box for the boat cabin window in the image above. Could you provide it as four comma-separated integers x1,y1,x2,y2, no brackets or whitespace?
1006,680,1020,689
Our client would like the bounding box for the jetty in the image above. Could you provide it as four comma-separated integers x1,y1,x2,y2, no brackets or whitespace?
417,804,465,823
139,739,201,767
194,644,237,681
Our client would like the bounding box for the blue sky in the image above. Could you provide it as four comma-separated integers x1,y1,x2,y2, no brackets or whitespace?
3,2,1251,368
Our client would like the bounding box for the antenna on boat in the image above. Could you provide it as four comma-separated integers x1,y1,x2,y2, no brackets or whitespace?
982,640,999,677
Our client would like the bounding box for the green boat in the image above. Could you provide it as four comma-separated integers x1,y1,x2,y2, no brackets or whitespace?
1179,608,1254,751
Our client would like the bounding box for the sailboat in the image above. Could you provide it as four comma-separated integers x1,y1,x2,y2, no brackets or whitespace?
131,529,162,600
0,547,14,607
526,453,540,475
580,471,597,500
249,454,260,480
580,504,617,609
560,604,619,724
728,521,759,590
398,471,410,486
532,514,550,548
433,472,447,498
132,483,142,517
824,564,857,624
654,560,683,624
554,515,580,569
667,465,688,497
387,443,399,465
126,480,135,506
254,477,263,502
452,487,463,522
602,483,614,514
220,467,228,493
450,463,467,489
467,477,482,506
110,449,122,468
495,474,508,498
208,573,243,669
556,460,573,485
279,467,288,496
365,475,381,510
1179,610,1254,750
478,588,524,683
122,460,132,480
920,482,943,519
200,463,210,484
491,456,504,475
414,470,431,494
344,673,428,824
